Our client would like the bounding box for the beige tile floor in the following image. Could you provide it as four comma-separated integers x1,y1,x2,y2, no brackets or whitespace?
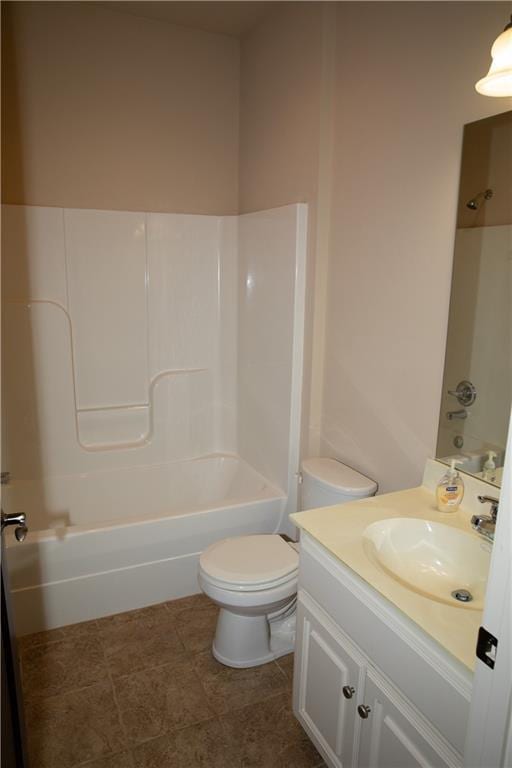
19,594,325,768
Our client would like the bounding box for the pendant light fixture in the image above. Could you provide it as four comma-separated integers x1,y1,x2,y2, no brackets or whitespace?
475,15,512,97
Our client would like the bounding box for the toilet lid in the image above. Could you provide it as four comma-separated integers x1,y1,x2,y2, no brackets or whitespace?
199,535,299,588
302,457,377,496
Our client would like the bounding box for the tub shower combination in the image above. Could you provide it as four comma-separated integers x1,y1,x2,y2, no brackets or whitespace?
2,203,307,635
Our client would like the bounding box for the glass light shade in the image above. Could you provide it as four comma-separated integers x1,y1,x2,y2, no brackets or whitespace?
475,24,512,97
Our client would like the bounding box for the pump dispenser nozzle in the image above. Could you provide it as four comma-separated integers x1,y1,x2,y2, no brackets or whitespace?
483,451,497,483
448,459,463,476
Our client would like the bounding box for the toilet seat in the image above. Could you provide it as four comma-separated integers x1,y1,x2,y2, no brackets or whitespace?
199,534,299,592
200,567,298,594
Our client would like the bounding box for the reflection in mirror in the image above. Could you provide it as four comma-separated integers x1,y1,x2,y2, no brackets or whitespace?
436,110,512,488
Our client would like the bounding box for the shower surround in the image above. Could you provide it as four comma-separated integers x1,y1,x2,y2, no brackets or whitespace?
2,203,307,634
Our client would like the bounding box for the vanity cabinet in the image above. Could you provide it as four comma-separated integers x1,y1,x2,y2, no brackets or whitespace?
293,533,472,768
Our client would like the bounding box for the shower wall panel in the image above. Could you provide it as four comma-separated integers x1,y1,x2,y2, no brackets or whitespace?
437,224,512,458
2,204,68,305
237,204,307,503
147,213,221,376
2,203,306,528
2,205,237,483
64,209,149,410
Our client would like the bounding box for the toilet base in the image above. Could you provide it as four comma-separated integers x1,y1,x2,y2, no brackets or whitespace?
212,641,292,669
212,605,295,668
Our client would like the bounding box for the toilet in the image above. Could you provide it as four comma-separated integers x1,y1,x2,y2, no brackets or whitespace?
199,458,377,668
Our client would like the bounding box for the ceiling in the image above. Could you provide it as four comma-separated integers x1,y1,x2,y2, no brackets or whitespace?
99,1,282,38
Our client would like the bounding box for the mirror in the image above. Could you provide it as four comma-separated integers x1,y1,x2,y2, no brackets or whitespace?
436,110,512,488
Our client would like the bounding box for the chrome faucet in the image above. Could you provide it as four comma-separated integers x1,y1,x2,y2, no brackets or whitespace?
471,495,499,542
446,409,468,421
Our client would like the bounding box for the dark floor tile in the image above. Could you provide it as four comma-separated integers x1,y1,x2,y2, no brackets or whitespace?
19,602,322,768
174,604,219,654
270,742,326,768
114,657,214,744
173,718,240,768
98,606,186,677
25,681,126,768
164,593,214,615
221,692,323,768
131,732,179,768
18,619,99,651
21,636,108,699
131,718,239,768
276,653,294,686
192,651,289,715
96,602,170,629
80,750,135,768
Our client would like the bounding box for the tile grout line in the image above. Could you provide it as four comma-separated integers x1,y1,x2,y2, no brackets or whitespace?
273,656,290,683
79,627,135,768
72,744,135,768
200,678,295,720
129,713,222,750
99,629,130,744
21,631,109,705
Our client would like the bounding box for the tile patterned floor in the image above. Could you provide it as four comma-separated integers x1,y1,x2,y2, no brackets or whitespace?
19,594,325,768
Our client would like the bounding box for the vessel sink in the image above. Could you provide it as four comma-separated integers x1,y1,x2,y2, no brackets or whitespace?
363,518,490,609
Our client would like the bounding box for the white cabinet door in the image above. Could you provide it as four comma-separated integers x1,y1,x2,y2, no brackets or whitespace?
357,668,459,768
295,602,364,768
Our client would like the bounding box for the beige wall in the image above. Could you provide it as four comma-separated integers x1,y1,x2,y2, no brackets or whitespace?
239,0,512,494
1,2,240,214
321,2,512,493
238,2,323,215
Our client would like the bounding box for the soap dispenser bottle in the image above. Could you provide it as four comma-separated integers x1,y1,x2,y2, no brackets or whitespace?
436,459,464,512
482,451,497,483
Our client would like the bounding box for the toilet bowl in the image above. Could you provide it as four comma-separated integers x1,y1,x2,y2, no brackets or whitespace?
199,534,299,668
199,458,377,668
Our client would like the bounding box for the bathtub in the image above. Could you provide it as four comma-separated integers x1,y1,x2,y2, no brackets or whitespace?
5,455,286,635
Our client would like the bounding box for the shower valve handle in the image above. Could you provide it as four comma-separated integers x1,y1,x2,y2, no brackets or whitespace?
447,380,476,407
1,510,28,542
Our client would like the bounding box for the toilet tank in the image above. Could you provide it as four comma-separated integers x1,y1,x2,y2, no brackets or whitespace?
301,458,377,511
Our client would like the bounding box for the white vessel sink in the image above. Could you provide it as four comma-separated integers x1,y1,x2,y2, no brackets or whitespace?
363,517,490,609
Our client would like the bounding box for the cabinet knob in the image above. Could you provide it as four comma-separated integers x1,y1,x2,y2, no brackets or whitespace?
342,685,355,699
357,704,371,719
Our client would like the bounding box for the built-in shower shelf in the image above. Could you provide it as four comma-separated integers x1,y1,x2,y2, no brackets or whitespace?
77,369,209,450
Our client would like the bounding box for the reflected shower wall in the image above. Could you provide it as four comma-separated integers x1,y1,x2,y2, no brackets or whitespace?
437,224,512,466
436,110,512,483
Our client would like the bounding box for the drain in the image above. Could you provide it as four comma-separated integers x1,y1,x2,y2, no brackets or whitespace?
451,589,473,603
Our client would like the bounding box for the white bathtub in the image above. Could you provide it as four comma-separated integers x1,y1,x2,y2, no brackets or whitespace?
5,455,286,635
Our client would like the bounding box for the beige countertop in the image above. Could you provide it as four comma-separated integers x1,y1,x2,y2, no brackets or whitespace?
291,483,491,671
